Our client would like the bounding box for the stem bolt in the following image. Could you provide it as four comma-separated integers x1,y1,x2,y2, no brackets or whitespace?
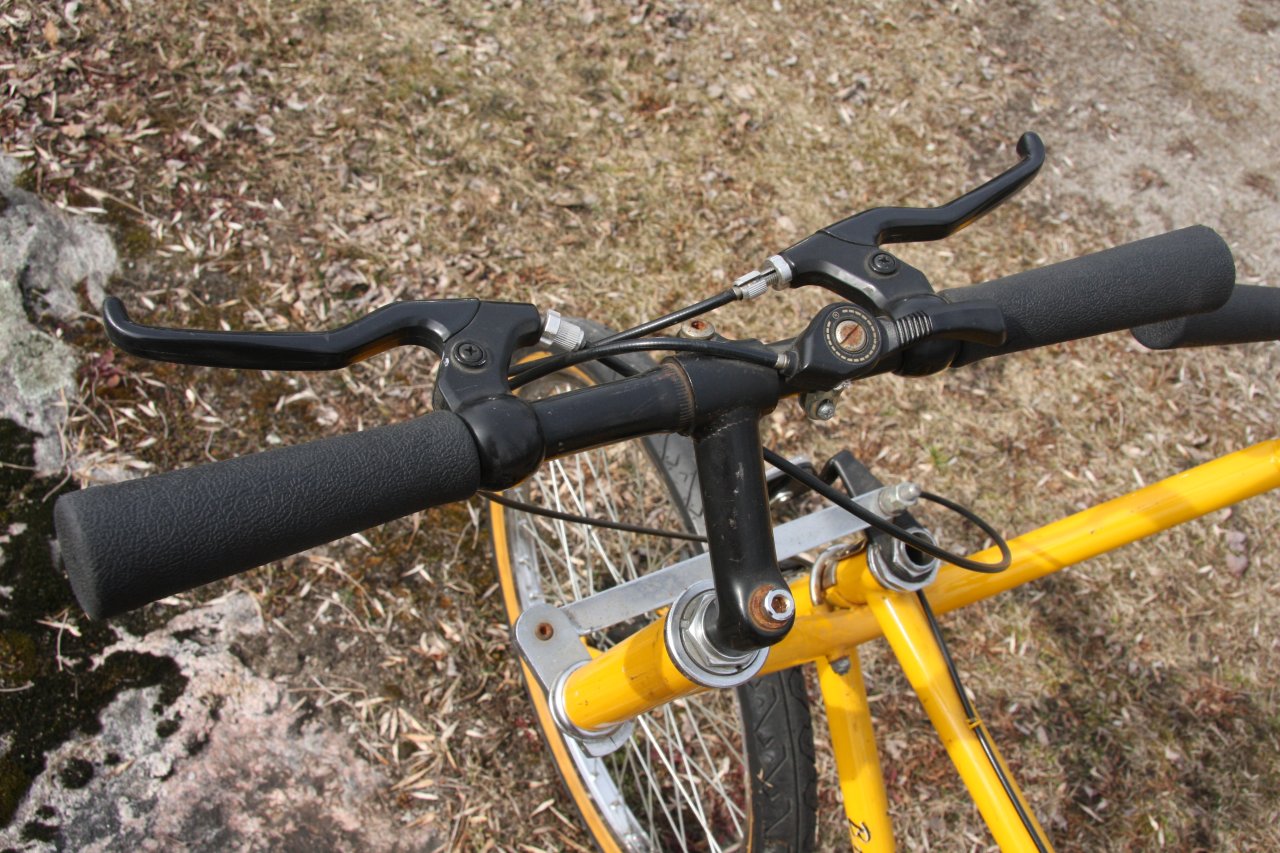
679,318,715,340
762,588,795,622
455,341,486,367
870,252,899,275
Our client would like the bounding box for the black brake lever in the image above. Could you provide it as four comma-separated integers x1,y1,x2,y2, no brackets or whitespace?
102,296,544,410
824,132,1045,246
103,296,483,370
771,132,1045,311
103,294,549,485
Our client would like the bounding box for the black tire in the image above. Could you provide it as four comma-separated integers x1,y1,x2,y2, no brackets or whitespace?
490,321,816,852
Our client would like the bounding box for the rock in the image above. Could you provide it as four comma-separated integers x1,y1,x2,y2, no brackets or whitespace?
0,154,118,472
0,593,437,851
0,156,116,325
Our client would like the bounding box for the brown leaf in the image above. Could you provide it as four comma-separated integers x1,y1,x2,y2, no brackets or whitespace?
43,19,60,48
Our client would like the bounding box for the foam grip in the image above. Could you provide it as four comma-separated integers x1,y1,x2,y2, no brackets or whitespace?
945,226,1235,366
55,411,481,619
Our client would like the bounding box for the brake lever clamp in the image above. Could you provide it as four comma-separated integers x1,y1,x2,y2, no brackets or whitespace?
782,298,1007,395
763,132,1043,377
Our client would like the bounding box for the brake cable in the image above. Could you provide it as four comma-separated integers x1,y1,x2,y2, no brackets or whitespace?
481,490,707,543
917,590,1052,852
762,449,1012,573
592,289,739,346
509,336,782,389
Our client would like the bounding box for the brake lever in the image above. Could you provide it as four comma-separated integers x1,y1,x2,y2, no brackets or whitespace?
824,132,1045,246
102,296,543,410
103,294,549,486
103,296,483,370
758,132,1045,312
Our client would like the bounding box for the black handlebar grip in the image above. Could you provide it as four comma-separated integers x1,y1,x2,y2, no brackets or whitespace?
54,411,482,620
943,226,1235,366
1132,284,1280,350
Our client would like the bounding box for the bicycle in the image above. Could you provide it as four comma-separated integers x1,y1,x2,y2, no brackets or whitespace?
52,132,1280,851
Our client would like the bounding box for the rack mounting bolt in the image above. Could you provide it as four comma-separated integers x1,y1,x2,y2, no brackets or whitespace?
877,482,922,516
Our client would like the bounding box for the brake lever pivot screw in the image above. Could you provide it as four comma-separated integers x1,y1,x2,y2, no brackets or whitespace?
454,341,486,367
869,252,899,275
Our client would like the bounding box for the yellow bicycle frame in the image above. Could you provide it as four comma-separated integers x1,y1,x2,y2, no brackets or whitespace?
553,438,1280,850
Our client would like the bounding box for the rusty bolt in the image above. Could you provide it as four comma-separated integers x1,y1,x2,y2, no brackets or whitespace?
748,584,796,630
680,318,715,340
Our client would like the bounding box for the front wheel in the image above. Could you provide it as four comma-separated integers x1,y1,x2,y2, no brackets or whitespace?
489,332,817,852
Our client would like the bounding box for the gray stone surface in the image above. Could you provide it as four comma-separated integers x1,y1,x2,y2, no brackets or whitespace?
0,593,435,852
0,154,116,473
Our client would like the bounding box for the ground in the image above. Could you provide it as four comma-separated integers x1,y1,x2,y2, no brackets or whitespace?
1,0,1278,850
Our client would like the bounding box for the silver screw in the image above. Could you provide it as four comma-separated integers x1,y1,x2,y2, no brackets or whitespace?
762,588,795,622
815,400,836,420
830,656,852,675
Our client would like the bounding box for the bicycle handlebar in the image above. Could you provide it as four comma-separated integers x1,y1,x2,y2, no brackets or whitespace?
942,226,1235,366
55,226,1249,621
55,411,482,619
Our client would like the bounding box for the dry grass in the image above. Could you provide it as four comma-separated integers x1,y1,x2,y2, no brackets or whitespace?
6,0,1279,849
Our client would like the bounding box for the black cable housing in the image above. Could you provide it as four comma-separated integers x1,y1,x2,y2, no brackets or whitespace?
510,337,780,389
593,290,738,346
482,491,707,543
762,449,1012,573
917,491,1010,573
916,590,1051,853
